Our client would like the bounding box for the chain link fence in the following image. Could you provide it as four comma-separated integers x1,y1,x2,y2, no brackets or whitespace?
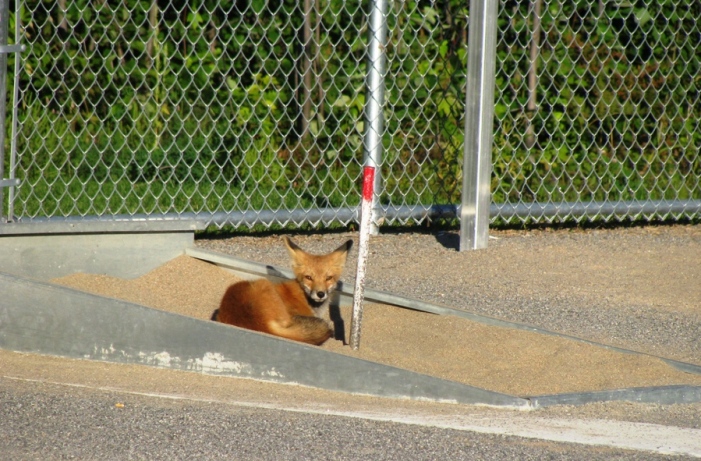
492,0,701,223
1,1,699,230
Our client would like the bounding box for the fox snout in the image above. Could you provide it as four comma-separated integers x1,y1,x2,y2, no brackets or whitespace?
299,276,336,304
311,289,328,302
301,282,330,303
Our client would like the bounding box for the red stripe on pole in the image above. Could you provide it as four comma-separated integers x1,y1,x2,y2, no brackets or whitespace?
362,166,375,201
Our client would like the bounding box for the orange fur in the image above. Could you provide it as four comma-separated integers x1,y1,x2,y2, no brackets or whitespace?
214,237,353,345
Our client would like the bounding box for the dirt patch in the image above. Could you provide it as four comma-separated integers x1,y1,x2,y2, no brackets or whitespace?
326,303,701,396
52,255,701,397
54,256,238,320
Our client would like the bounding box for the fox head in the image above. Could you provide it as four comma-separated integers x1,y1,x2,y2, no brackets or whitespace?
284,237,353,306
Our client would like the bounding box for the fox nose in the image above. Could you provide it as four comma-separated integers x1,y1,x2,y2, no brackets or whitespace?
316,291,326,300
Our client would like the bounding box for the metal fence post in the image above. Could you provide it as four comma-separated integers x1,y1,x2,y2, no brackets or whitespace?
362,0,389,234
0,0,10,222
459,0,499,251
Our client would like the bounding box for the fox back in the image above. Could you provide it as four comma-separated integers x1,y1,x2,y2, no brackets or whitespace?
214,237,353,345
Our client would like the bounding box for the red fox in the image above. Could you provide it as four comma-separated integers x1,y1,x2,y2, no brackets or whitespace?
213,237,353,345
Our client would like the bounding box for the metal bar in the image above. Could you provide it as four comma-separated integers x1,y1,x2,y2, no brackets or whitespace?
3,199,700,235
459,0,499,251
204,199,700,224
0,44,23,53
7,0,21,221
0,0,11,222
362,0,389,235
0,178,19,188
491,199,701,221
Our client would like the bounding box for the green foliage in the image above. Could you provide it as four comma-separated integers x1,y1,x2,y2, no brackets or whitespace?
493,0,701,211
4,0,700,225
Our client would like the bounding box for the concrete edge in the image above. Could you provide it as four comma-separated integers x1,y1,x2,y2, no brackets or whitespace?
528,385,701,408
0,270,528,409
0,231,195,281
0,218,205,235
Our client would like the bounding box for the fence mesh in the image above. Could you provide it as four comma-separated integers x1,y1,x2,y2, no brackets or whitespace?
492,0,701,223
3,1,700,229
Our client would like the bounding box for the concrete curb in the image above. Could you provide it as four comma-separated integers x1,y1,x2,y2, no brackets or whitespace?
0,271,527,408
528,385,701,408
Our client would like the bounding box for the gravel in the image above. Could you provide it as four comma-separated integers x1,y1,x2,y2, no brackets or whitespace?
195,225,701,365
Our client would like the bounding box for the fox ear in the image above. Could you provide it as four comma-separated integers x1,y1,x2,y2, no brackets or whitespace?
284,237,303,255
334,239,353,254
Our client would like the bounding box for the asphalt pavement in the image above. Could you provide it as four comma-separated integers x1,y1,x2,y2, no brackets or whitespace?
0,375,687,461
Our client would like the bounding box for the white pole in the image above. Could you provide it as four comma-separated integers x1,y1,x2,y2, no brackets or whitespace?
350,165,375,350
362,0,388,235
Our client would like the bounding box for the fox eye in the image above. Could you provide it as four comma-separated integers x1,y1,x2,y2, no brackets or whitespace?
326,275,333,281
304,275,313,281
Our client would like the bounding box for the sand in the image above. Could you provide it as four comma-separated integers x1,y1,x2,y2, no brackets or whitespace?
50,254,701,397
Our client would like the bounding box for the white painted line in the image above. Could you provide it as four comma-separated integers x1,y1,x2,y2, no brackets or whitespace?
379,413,701,458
